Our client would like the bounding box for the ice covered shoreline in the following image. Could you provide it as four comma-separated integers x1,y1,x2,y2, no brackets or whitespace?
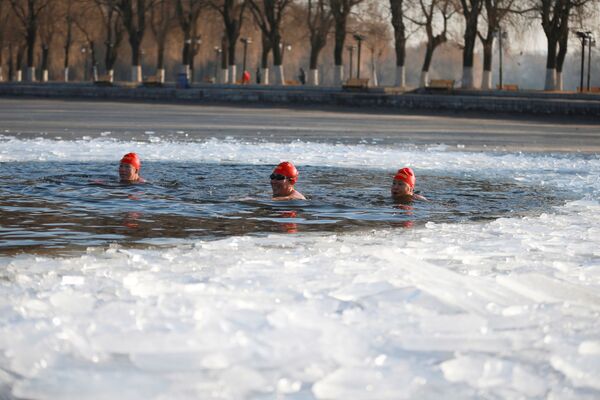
2,200,600,399
1,138,600,399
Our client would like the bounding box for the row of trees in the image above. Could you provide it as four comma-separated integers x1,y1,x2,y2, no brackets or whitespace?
0,0,598,89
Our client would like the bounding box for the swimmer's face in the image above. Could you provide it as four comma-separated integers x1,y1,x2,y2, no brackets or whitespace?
391,179,413,197
271,173,293,196
119,163,139,182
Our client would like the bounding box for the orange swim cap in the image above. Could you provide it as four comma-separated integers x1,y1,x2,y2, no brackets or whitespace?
273,161,298,184
394,167,415,189
120,153,141,170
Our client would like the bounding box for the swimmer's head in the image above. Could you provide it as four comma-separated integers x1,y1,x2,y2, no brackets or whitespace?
392,167,415,197
271,161,298,184
120,153,141,170
119,152,141,182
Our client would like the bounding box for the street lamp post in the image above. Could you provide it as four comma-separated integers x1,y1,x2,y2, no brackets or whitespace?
587,34,595,92
240,37,252,74
494,28,507,89
576,31,588,92
346,45,355,79
353,34,366,79
81,46,87,81
279,42,292,62
190,36,202,83
213,46,221,83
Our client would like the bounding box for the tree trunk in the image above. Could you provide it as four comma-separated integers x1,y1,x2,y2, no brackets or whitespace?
41,45,49,82
308,68,318,85
461,0,481,89
333,17,346,83
555,28,568,92
395,66,405,88
419,70,428,87
421,43,434,75
389,0,406,87
544,36,558,91
481,40,493,89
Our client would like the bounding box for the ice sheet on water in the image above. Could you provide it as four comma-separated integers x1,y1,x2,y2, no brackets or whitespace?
1,139,600,398
1,195,600,398
0,136,599,194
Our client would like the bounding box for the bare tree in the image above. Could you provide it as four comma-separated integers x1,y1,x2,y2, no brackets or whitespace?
150,0,176,82
330,0,363,85
258,30,270,83
477,0,519,89
306,0,332,85
0,0,11,81
363,15,390,86
115,0,154,82
408,0,453,87
175,0,204,81
9,0,52,81
248,0,294,85
211,0,247,83
38,0,56,81
15,41,26,80
95,0,125,81
60,0,77,81
389,0,407,86
535,0,593,90
75,0,102,81
458,0,483,88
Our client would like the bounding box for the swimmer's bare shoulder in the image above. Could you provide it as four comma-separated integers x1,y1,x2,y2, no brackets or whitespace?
273,190,306,201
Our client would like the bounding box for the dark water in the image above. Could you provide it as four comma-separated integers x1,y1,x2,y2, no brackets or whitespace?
0,162,569,254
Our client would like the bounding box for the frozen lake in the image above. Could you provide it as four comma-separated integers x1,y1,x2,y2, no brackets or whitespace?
0,99,599,399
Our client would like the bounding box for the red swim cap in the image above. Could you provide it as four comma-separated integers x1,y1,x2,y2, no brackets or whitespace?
120,153,141,170
394,167,415,189
273,161,298,184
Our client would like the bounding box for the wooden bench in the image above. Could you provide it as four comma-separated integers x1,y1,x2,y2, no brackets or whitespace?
343,77,369,90
285,79,300,86
578,87,600,93
94,75,113,86
428,79,454,90
497,84,519,91
142,75,163,87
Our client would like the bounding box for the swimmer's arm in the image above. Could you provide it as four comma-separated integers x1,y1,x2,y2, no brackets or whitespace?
413,193,428,201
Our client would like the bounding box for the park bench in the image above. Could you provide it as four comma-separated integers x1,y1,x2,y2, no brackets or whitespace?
576,87,600,93
285,79,300,86
94,75,113,87
342,77,369,90
142,74,163,87
428,79,454,90
497,84,519,91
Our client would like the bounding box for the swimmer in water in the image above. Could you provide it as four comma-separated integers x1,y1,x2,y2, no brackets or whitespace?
391,167,427,202
270,161,306,200
119,152,145,183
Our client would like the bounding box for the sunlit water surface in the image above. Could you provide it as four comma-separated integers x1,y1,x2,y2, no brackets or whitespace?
1,136,600,400
0,161,569,254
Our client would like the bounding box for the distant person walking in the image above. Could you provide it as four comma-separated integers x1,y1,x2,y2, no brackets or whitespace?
242,70,251,84
298,68,306,85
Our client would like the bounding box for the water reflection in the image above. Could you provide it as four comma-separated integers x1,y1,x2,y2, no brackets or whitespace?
0,162,569,254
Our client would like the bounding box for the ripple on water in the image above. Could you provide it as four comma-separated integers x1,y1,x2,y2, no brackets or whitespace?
0,162,571,254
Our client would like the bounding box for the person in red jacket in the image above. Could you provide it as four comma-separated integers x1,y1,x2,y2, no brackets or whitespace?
119,152,145,183
270,161,306,200
391,167,426,201
242,70,251,84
